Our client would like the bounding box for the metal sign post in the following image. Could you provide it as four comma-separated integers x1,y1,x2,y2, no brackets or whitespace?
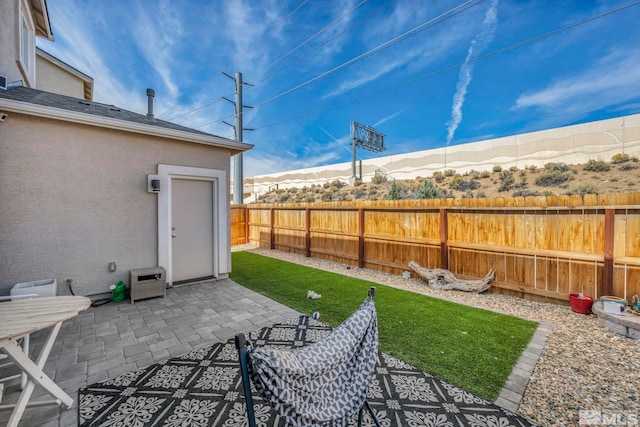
350,122,386,183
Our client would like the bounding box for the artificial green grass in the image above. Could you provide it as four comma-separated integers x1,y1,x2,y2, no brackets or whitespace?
230,251,538,401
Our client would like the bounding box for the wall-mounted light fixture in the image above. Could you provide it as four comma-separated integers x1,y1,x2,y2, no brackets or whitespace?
147,174,160,193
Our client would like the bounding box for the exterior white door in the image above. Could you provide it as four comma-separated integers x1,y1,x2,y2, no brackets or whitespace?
171,178,214,284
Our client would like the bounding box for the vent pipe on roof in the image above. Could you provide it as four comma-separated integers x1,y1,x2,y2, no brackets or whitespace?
146,88,155,120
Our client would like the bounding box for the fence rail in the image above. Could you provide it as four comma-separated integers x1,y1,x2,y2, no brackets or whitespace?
231,193,640,303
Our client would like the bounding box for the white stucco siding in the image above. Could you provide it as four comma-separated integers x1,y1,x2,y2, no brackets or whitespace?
35,57,86,99
0,113,231,296
0,1,21,85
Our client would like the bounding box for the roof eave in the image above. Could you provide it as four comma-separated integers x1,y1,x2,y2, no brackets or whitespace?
31,0,54,40
83,81,93,101
0,98,253,155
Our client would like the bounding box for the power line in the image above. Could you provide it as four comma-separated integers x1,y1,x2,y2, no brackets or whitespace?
168,97,224,124
252,0,398,85
179,0,397,129
254,0,485,107
250,0,368,81
159,1,309,122
193,72,254,133
191,0,390,129
254,0,310,47
207,0,476,130
156,72,224,119
194,112,235,132
252,0,640,130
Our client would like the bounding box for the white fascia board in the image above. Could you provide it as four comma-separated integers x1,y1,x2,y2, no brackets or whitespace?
0,98,254,154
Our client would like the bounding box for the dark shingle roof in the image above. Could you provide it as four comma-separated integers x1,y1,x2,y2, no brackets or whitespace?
0,86,216,137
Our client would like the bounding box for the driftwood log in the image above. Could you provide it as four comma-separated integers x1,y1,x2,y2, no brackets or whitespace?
408,261,495,293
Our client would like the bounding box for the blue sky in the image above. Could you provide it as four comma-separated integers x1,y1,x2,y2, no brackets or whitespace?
38,0,640,176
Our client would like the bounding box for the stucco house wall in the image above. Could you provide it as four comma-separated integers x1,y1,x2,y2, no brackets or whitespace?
0,1,249,298
0,108,240,297
0,0,53,88
35,58,84,98
36,49,93,100
0,1,19,83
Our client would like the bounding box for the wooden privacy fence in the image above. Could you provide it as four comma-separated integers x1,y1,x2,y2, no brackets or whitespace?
230,193,640,303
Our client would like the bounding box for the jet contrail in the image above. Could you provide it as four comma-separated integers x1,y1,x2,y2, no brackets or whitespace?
318,126,352,153
445,0,499,146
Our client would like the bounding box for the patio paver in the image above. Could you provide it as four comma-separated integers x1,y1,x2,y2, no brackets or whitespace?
0,278,300,427
495,321,552,412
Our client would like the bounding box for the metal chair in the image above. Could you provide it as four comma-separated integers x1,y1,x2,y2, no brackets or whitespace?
235,287,381,427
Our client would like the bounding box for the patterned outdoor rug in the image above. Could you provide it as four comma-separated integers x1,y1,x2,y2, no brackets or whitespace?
78,316,537,426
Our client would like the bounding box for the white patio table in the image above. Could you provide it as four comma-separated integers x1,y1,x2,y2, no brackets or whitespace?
0,296,90,427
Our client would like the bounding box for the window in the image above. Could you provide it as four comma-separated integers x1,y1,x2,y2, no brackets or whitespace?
18,0,36,86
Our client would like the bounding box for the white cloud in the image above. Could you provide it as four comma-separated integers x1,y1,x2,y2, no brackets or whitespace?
243,120,354,176
37,3,147,113
374,109,404,128
445,0,498,146
320,3,483,100
318,126,352,154
306,0,362,64
321,50,421,98
244,145,343,176
174,99,233,136
131,0,183,97
514,49,640,114
363,1,430,46
222,0,289,73
613,102,640,114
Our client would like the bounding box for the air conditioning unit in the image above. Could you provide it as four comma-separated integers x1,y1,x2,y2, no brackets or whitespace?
11,278,57,298
129,266,166,303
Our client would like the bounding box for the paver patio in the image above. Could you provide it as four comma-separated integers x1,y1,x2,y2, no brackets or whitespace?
0,279,299,426
1,277,545,426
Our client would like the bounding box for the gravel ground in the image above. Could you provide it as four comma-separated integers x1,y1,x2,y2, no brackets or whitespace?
232,244,640,426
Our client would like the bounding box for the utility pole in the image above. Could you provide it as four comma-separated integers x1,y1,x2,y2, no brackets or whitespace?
222,72,253,204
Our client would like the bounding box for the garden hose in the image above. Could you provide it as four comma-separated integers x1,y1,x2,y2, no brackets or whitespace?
91,281,128,307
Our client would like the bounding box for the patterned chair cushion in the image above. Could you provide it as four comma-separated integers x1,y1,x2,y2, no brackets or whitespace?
249,300,378,426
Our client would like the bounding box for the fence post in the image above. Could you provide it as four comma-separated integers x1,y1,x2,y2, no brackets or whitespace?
305,208,311,257
603,208,615,296
270,208,275,250
358,208,365,268
440,208,449,270
244,206,249,244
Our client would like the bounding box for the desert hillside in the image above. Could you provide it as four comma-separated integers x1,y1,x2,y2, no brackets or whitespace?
255,154,639,204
